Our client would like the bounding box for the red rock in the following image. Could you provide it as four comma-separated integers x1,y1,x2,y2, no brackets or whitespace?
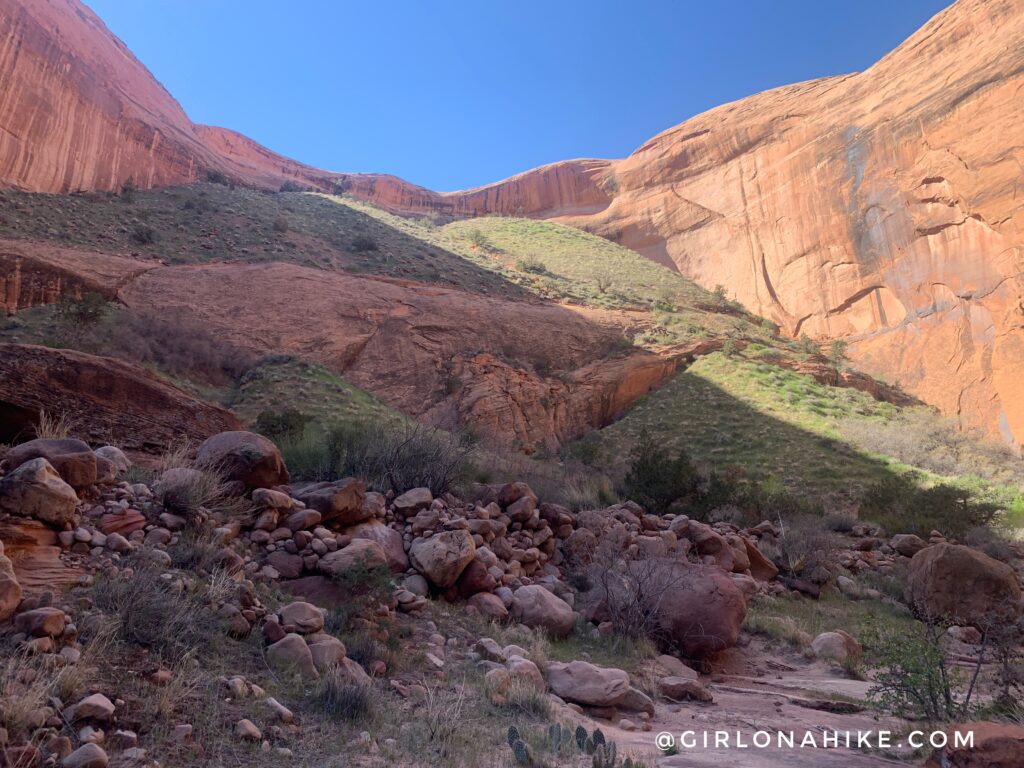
457,559,497,598
907,544,1022,626
195,431,289,490
0,344,241,450
99,509,146,536
925,721,1024,768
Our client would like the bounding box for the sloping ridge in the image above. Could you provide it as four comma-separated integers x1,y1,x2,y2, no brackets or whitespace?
0,0,1022,448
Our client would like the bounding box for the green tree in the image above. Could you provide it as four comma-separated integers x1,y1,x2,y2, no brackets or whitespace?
622,427,699,514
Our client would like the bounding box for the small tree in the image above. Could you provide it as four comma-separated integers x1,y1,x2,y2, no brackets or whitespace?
829,339,848,365
622,428,699,514
55,292,108,326
468,229,490,250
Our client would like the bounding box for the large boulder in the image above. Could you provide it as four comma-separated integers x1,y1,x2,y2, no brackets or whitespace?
266,633,319,680
294,478,367,526
906,544,1022,626
0,457,79,527
811,630,862,663
194,431,289,489
392,487,433,517
651,561,747,658
2,438,97,490
349,521,408,573
671,519,734,571
925,722,1024,768
890,533,928,558
744,538,778,581
509,584,575,638
409,530,475,588
546,661,629,707
317,539,389,579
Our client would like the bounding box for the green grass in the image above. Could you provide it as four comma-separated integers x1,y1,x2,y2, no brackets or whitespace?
229,357,405,429
745,591,918,651
578,350,1024,514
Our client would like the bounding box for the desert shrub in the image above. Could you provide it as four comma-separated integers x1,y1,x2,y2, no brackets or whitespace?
283,419,472,495
774,515,838,581
272,215,289,233
120,176,137,201
253,408,310,443
54,292,109,326
35,409,75,439
78,308,257,386
323,558,393,633
468,229,490,250
859,476,998,538
796,334,818,355
279,180,304,192
838,409,1024,489
130,223,157,244
351,234,378,252
515,256,546,274
829,339,847,364
156,465,252,524
315,668,373,721
90,563,230,663
862,616,981,722
622,428,699,514
332,177,352,195
205,169,228,185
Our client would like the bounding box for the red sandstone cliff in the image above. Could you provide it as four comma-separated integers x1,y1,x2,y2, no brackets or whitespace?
0,0,1021,446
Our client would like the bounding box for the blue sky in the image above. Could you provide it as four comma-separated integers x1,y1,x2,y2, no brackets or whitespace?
85,1,950,192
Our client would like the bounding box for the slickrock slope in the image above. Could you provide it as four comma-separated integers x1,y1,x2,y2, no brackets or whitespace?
0,343,242,447
347,0,1024,447
0,238,154,314
0,0,1021,446
119,262,685,450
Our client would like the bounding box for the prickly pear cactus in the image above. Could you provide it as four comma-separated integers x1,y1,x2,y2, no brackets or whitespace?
507,725,520,749
512,739,531,766
575,725,587,751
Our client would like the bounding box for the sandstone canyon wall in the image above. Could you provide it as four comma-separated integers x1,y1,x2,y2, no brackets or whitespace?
0,0,1021,446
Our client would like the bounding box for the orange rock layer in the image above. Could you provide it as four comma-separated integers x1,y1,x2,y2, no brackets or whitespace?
0,0,1021,445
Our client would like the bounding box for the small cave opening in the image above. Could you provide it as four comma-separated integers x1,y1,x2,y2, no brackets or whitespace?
0,400,39,444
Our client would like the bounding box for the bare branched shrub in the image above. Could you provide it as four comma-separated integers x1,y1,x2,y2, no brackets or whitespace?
775,515,838,581
585,529,691,644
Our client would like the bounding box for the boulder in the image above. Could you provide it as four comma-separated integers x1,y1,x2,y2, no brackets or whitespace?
194,431,289,489
392,487,433,517
890,533,928,558
349,521,408,573
457,559,497,597
306,634,347,673
546,661,629,706
267,551,304,579
62,743,108,768
94,446,131,475
906,544,1022,625
509,584,574,638
659,676,713,703
924,722,1024,768
409,530,475,588
671,519,734,571
811,630,862,663
0,458,79,527
66,693,115,721
468,591,508,621
505,656,546,693
14,606,66,637
278,601,325,634
294,478,367,525
317,539,388,578
651,561,747,658
498,482,536,508
744,538,779,581
2,438,97,490
266,633,319,680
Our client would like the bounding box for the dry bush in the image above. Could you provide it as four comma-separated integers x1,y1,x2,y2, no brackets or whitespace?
35,409,75,439
79,308,256,386
775,515,839,581
315,668,373,722
89,562,229,663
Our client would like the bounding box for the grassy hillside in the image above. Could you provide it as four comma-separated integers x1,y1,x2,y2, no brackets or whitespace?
572,350,1024,526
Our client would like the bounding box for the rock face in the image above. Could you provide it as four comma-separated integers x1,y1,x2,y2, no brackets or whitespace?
0,343,241,448
1,0,1021,448
924,721,1024,768
906,544,1022,625
121,261,686,451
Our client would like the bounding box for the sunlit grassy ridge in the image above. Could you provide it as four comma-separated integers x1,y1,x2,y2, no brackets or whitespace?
575,350,1024,513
